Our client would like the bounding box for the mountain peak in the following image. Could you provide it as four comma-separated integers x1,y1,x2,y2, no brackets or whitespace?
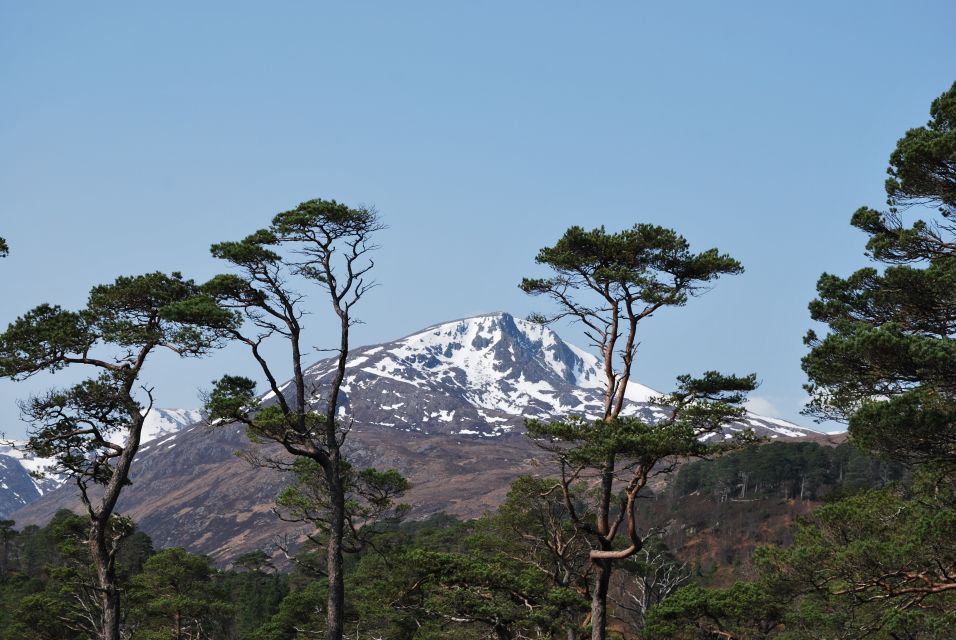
293,312,820,440
4,313,823,526
298,312,730,437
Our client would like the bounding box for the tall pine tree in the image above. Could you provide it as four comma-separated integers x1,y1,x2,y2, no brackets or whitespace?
799,80,956,625
0,273,234,640
521,224,756,640
202,198,399,640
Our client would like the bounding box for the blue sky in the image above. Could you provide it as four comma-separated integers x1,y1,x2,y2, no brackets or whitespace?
1,2,954,438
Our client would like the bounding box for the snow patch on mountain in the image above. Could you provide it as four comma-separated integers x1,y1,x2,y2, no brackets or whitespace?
295,312,821,440
139,408,204,446
0,444,61,496
1,408,203,500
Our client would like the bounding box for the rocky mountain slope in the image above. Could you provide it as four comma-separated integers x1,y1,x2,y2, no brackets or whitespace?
0,453,47,519
0,408,202,517
9,312,822,561
298,312,815,439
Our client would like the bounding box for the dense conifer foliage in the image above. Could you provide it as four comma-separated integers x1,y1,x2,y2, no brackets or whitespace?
803,80,956,467
798,79,956,630
0,512,288,640
0,444,905,640
648,80,956,640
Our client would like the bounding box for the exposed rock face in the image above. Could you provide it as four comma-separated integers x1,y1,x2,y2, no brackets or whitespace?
9,312,821,562
0,453,42,518
294,312,816,439
0,408,204,517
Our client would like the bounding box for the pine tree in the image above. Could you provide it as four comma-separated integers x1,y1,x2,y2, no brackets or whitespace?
520,224,757,640
798,80,956,628
273,459,409,575
0,273,234,640
201,198,401,640
128,548,233,640
803,81,956,469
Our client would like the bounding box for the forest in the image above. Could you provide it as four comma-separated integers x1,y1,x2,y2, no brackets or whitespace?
0,76,953,640
0,440,915,640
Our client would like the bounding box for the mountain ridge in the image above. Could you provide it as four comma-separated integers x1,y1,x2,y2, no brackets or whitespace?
294,311,814,439
0,408,202,517
8,311,823,560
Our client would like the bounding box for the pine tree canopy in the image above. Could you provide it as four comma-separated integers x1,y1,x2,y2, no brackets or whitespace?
520,224,743,313
803,81,956,469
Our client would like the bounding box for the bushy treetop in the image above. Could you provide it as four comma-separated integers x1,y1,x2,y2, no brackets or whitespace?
804,82,956,470
521,223,743,312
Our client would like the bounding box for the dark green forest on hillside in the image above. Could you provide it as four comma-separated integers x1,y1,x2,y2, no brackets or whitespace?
0,441,907,640
670,441,907,502
1,80,954,640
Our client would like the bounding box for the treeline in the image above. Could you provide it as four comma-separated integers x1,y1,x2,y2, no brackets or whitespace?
0,511,286,639
0,439,911,640
0,498,615,639
627,441,911,580
670,441,908,502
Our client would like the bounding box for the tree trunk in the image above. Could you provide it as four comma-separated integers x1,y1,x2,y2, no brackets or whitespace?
326,456,346,640
590,559,612,640
90,519,121,640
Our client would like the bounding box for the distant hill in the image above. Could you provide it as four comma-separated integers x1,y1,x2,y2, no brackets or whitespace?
9,312,824,562
0,408,201,518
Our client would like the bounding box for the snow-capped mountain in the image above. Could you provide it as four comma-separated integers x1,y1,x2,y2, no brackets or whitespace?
4,313,816,519
137,409,204,450
10,312,826,561
298,312,817,440
0,408,203,517
0,452,49,519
